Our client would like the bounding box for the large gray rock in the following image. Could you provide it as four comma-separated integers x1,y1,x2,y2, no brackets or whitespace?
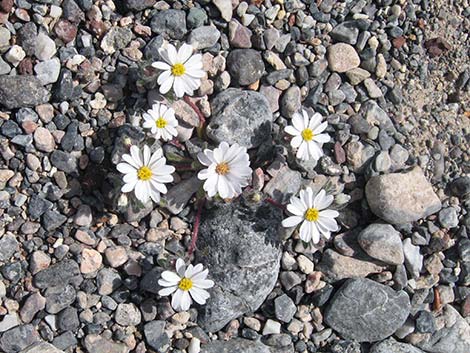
196,198,283,332
0,76,50,109
357,224,404,265
370,338,425,353
324,278,410,342
414,305,470,353
365,167,442,224
201,338,291,353
84,335,129,353
207,88,273,148
20,341,65,353
0,325,40,353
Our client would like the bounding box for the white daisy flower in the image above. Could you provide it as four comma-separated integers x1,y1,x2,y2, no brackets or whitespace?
197,142,252,199
142,102,178,141
284,109,330,161
152,43,205,98
117,145,175,204
282,187,339,244
158,258,214,311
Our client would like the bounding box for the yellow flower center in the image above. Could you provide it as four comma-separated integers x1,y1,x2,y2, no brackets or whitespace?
156,117,167,128
178,277,193,291
305,208,319,222
137,166,152,181
215,162,230,175
171,63,186,76
301,128,314,141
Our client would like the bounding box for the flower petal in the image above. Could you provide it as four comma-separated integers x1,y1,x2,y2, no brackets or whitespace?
158,286,177,296
282,216,303,228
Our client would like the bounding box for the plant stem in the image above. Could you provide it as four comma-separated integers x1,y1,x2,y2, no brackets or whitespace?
183,96,206,127
188,198,206,257
265,197,286,210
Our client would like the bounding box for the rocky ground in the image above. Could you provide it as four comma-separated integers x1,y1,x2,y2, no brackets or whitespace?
0,0,469,353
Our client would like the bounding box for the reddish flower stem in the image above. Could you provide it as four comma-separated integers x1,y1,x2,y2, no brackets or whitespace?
183,95,206,127
169,138,184,149
265,197,286,210
188,198,206,257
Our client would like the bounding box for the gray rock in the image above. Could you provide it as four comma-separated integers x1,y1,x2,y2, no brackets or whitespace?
0,233,19,262
0,76,50,110
274,294,296,323
150,10,187,40
144,321,169,351
327,43,360,73
62,0,85,23
115,303,141,326
58,307,79,331
84,335,129,353
0,57,10,75
163,176,202,215
324,278,410,342
122,0,156,11
17,23,37,56
450,176,470,197
227,49,265,86
35,32,56,61
19,341,65,353
357,224,404,265
100,27,132,54
41,210,67,231
414,305,470,353
438,207,459,228
53,69,74,101
212,0,232,22
196,198,283,332
361,100,395,132
365,167,442,224
201,338,280,353
20,292,46,323
330,21,359,44
0,325,40,353
317,249,384,282
45,286,77,314
403,238,423,279
207,88,272,148
263,165,302,204
34,58,61,85
0,314,20,332
187,26,220,49
187,7,208,29
97,268,122,295
370,338,425,353
50,151,78,175
34,259,81,289
0,27,11,53
281,86,301,118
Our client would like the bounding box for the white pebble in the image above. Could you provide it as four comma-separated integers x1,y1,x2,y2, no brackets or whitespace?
188,337,201,353
263,319,281,335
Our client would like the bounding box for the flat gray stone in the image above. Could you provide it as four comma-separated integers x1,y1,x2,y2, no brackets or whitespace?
19,341,65,353
371,338,425,353
0,76,50,110
414,305,470,353
324,278,410,342
196,198,283,332
201,338,291,353
366,167,442,224
207,88,272,148
357,223,404,265
317,249,384,282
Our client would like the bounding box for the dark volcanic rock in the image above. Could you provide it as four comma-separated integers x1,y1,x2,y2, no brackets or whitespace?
196,198,283,332
227,49,265,86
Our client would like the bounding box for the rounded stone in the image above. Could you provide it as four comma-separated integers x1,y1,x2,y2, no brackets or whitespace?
327,43,360,73
226,49,265,86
